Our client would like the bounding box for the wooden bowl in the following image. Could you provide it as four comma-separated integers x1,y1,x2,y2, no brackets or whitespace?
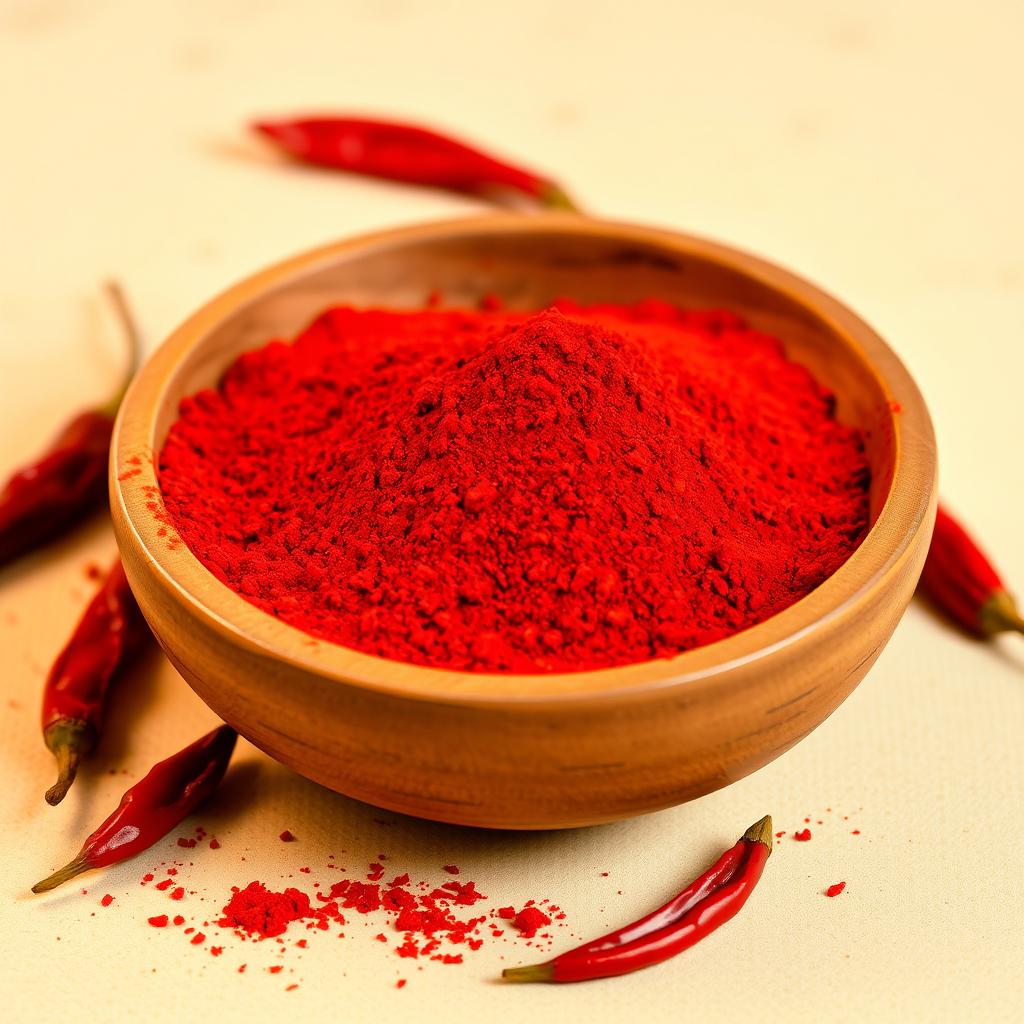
111,214,936,830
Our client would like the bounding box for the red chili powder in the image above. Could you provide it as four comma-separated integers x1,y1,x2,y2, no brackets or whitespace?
794,829,812,842
511,906,551,938
159,303,869,673
219,882,314,938
826,882,846,897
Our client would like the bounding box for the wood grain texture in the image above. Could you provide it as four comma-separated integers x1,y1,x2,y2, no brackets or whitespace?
109,214,937,829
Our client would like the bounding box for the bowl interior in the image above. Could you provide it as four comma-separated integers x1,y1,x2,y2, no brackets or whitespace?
117,214,931,701
152,221,896,524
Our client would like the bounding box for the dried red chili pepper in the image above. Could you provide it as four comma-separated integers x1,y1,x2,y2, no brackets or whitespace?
41,558,150,806
31,725,236,893
252,115,578,210
503,815,772,983
0,282,140,569
919,504,1024,637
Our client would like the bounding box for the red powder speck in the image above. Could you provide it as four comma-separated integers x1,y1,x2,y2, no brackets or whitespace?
396,979,407,989
367,863,385,881
280,831,296,843
826,882,847,898
148,915,169,928
851,830,861,835
238,965,247,974
512,907,552,939
177,838,197,849
84,562,103,581
443,865,460,875
191,933,205,945
220,881,315,938
101,894,114,907
600,872,609,877
210,838,221,850
141,873,154,884
375,933,388,943
210,946,223,956
155,879,173,891
497,907,515,920
286,984,298,992
170,887,185,901
269,965,283,974
775,831,786,838
173,916,185,926
794,829,812,842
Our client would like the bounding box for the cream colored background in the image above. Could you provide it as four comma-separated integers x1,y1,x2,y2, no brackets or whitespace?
2,1,1022,1021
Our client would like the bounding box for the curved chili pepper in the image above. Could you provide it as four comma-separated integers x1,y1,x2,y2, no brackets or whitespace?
919,504,1023,637
31,725,237,893
0,282,140,569
503,815,772,983
252,115,578,211
41,559,151,806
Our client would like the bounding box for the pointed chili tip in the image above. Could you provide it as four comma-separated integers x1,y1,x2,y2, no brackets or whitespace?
743,814,774,852
251,120,290,145
502,962,555,984
980,590,1024,637
31,857,89,894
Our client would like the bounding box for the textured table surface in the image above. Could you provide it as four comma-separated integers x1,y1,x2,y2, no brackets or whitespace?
1,2,1022,1021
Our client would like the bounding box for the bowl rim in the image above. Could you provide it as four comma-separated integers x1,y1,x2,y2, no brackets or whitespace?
111,212,936,705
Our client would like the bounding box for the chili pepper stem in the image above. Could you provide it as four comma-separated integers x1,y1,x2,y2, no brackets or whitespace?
97,280,142,419
501,962,555,983
43,719,95,806
540,181,582,213
742,813,774,852
980,590,1024,636
31,856,90,894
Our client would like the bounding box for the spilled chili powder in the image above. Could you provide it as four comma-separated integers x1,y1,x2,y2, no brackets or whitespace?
159,302,869,672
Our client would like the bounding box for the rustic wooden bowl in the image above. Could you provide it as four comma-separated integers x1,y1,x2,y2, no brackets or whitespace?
111,214,936,830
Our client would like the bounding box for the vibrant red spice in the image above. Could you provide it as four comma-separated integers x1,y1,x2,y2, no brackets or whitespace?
100,894,114,907
794,829,812,842
279,830,296,843
159,303,869,673
148,915,168,928
219,882,314,938
512,907,552,938
826,882,846,897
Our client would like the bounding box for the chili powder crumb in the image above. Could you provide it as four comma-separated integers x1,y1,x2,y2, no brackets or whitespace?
512,906,552,938
159,303,869,673
280,831,296,843
826,882,847,897
100,894,114,907
794,829,812,842
220,882,314,938
148,915,169,928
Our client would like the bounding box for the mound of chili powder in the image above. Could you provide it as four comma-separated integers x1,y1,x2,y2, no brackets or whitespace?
159,301,869,672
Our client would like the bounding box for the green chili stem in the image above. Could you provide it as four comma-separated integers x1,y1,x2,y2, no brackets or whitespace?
97,280,142,419
32,856,90,894
502,962,555,983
